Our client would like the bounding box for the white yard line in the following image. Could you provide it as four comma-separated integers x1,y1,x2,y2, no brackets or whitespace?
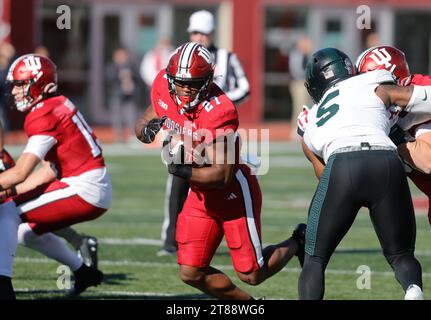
94,237,431,257
14,256,431,277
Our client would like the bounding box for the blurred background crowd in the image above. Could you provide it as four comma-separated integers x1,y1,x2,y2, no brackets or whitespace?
0,0,430,141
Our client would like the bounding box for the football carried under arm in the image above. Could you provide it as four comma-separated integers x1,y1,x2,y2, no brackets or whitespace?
163,133,235,189
135,104,166,143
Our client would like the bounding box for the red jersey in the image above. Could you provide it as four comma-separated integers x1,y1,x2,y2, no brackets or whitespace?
152,70,251,211
24,95,105,178
402,74,431,224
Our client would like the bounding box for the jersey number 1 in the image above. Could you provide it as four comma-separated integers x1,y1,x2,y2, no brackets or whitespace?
72,112,101,157
316,89,339,127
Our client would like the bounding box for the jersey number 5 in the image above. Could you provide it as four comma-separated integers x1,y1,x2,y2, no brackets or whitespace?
316,89,339,127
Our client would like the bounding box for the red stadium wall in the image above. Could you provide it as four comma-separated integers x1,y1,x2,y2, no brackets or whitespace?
232,0,263,124
10,0,35,55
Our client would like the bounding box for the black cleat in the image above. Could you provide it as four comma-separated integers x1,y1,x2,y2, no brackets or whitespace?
292,223,307,268
67,264,103,298
78,236,98,269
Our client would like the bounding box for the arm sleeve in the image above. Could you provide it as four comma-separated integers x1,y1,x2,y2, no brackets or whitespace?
23,135,57,160
150,71,166,118
405,85,431,113
225,53,250,105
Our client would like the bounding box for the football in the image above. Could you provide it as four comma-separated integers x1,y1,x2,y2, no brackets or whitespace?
162,132,208,168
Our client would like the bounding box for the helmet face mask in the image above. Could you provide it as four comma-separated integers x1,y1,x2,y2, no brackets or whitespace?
305,48,356,104
355,46,411,85
166,42,214,111
6,54,58,112
9,80,34,112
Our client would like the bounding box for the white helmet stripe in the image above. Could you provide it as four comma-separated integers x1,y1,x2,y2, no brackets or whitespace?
178,42,198,75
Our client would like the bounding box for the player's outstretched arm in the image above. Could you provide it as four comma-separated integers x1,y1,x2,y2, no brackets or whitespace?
0,152,41,190
135,104,166,143
0,161,57,201
376,84,431,111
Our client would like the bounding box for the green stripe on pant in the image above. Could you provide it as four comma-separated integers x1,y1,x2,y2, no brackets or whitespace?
305,154,336,256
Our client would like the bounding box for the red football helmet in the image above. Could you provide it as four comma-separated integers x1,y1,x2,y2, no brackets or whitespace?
166,42,214,111
6,54,58,112
355,46,411,85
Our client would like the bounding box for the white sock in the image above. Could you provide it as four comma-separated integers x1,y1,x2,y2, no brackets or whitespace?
405,284,424,300
18,223,83,271
0,202,21,277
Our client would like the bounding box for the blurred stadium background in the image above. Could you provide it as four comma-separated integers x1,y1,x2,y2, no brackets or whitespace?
0,0,430,299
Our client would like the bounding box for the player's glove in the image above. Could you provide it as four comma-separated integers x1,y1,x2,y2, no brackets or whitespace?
0,186,17,203
0,149,15,173
297,105,310,137
389,124,407,146
140,116,167,144
167,163,192,180
161,134,192,180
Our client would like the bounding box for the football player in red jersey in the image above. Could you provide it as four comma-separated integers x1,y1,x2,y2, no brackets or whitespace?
135,42,306,300
356,45,431,224
0,54,112,299
0,118,100,270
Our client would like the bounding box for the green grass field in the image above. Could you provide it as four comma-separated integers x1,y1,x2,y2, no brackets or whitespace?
10,142,431,300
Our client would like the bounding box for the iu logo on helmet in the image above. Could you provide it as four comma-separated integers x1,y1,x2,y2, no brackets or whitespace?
23,56,42,75
369,48,396,72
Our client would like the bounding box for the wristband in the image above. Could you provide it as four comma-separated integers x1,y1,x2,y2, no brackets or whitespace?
5,186,17,197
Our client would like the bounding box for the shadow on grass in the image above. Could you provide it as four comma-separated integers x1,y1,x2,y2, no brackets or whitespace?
102,273,135,285
16,289,210,300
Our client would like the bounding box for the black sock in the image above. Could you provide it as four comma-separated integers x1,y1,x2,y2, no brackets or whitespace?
0,275,15,300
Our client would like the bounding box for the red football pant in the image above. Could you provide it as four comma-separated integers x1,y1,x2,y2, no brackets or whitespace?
13,180,106,234
408,170,431,224
176,167,263,273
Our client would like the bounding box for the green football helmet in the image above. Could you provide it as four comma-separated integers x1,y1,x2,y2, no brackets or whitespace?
304,48,356,103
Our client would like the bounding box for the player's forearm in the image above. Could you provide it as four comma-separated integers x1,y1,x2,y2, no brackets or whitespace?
398,137,431,174
0,167,27,189
134,104,158,141
301,140,324,179
15,163,57,195
0,153,41,189
135,115,151,141
189,165,233,190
